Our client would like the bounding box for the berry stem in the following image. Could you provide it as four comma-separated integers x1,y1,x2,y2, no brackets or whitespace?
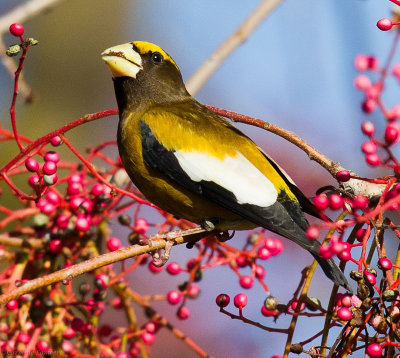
9,37,28,151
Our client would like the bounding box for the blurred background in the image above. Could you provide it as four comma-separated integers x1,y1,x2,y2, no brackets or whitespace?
0,0,398,357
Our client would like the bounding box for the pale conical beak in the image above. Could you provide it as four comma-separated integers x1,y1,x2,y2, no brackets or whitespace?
101,42,143,78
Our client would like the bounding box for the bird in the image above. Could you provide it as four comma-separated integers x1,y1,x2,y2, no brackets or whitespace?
101,41,350,290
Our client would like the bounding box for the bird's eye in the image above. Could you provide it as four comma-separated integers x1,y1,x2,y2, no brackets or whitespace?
151,52,164,64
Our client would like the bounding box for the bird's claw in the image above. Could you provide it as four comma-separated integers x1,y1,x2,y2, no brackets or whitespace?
150,235,174,267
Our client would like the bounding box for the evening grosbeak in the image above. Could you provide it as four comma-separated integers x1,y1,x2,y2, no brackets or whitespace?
102,41,350,290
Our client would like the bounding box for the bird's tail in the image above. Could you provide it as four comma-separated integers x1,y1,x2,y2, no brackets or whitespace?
310,250,352,292
297,237,351,291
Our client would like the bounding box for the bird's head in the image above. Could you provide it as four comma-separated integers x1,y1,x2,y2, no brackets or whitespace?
102,41,189,108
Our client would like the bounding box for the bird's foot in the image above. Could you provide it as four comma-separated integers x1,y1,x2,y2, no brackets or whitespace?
151,233,175,267
215,230,235,242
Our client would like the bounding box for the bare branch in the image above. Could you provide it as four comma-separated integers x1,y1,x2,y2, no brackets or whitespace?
186,0,283,95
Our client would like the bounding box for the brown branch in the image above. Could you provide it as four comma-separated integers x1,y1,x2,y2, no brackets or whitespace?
207,106,387,198
0,227,212,305
186,0,283,95
0,235,44,249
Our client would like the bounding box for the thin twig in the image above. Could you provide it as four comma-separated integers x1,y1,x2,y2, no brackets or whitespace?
186,0,283,95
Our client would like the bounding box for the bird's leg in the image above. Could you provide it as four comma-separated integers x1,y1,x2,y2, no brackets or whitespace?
151,232,175,267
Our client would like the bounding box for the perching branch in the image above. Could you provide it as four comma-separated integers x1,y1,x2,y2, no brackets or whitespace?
0,227,212,304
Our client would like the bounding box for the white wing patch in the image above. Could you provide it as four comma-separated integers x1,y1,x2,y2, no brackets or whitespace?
174,151,278,207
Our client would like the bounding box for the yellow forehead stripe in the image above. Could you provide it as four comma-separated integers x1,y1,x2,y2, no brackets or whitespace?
132,41,179,70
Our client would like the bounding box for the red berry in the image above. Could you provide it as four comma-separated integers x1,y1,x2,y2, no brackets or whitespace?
255,265,265,279
28,174,40,187
166,262,181,275
135,218,148,234
385,123,400,145
366,153,381,166
36,340,51,353
187,284,200,298
71,318,84,332
337,250,351,261
377,18,393,31
91,184,104,196
329,194,344,210
25,158,39,172
239,275,254,289
44,151,60,163
61,340,74,353
378,257,393,270
319,244,333,259
366,84,382,99
177,306,190,320
361,121,376,136
354,75,371,90
166,290,182,305
63,327,76,339
367,56,379,70
354,55,369,71
67,182,82,195
6,299,18,311
42,161,57,175
144,322,158,334
341,294,352,307
336,170,351,182
337,307,352,321
17,332,30,343
50,136,62,146
98,324,113,337
366,343,383,357
356,228,367,242
362,99,376,113
364,270,377,285
290,300,305,311
95,273,109,288
313,194,329,210
261,306,276,317
115,353,129,358
106,237,122,251
233,293,248,308
264,237,278,255
48,239,63,254
257,246,271,260
306,226,320,240
75,215,91,232
236,255,248,267
70,197,84,211
216,294,230,308
46,191,60,205
148,261,163,273
9,23,24,37
361,141,377,154
141,331,156,345
393,63,400,77
353,195,369,210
